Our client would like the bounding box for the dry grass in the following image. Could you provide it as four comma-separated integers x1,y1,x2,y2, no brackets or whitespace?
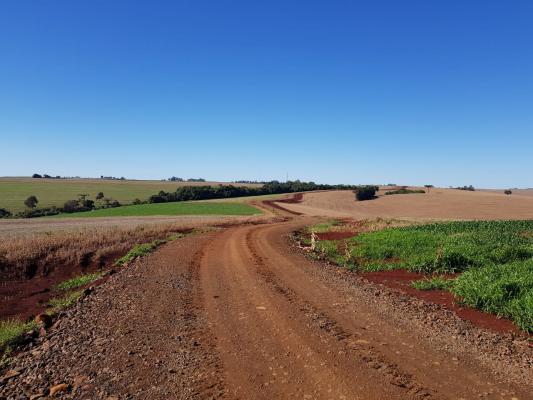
0,215,270,280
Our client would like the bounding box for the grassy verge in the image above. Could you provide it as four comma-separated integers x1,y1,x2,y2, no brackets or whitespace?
55,272,103,291
0,320,37,350
47,290,84,311
115,239,166,266
49,202,261,218
306,220,533,332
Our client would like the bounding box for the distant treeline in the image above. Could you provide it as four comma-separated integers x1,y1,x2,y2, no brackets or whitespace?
148,181,359,203
233,180,268,184
32,173,62,179
456,185,475,191
167,177,206,182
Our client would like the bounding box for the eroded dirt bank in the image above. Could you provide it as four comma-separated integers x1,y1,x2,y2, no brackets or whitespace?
2,218,532,399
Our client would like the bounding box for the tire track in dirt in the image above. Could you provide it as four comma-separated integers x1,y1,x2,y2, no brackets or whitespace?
244,227,436,399
201,223,430,399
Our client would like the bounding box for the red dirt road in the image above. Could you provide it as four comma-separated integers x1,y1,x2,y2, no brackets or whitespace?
2,211,532,398
199,219,532,399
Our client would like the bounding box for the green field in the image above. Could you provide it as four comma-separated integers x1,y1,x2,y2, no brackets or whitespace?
49,201,261,218
0,178,261,213
309,220,533,332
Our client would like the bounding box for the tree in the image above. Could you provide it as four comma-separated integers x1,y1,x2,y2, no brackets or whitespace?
96,192,104,200
32,173,42,178
424,184,434,193
24,195,38,209
355,186,378,201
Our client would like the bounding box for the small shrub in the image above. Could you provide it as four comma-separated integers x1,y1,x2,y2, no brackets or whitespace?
96,192,104,200
504,190,512,195
24,195,38,209
0,208,11,218
355,186,378,201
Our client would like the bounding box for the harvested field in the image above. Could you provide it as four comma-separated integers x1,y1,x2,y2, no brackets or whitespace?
281,188,533,220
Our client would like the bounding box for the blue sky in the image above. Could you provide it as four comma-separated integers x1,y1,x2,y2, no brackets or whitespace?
1,1,532,187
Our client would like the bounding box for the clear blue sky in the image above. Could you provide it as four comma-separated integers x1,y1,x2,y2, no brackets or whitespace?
1,1,532,188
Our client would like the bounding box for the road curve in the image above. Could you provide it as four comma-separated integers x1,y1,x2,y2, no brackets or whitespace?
2,213,531,399
199,218,531,400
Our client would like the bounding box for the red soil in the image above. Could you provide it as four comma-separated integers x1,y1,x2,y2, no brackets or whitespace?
360,269,524,335
0,253,120,321
262,193,304,215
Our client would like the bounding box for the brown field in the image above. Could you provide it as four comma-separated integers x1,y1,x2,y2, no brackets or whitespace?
279,187,533,220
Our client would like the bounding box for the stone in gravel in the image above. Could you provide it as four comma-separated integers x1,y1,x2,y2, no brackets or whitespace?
29,393,45,400
35,313,52,328
0,369,21,382
49,383,69,396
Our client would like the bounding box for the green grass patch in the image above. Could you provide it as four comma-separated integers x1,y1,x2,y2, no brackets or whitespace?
452,260,533,332
349,220,533,274
47,290,83,310
308,220,533,332
55,272,103,291
49,201,261,218
115,239,166,266
411,276,454,290
0,320,37,350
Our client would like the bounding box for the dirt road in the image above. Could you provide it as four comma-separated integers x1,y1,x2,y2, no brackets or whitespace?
2,215,532,399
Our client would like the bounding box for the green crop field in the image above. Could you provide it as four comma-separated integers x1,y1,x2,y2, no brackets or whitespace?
309,220,533,332
49,201,261,218
0,177,261,213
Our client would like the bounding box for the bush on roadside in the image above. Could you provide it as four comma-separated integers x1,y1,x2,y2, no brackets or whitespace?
0,208,11,218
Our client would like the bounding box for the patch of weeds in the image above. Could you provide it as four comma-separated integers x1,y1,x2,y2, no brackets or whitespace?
167,232,186,241
115,239,166,266
47,290,83,311
452,260,533,332
411,276,454,290
0,320,37,350
307,220,341,233
55,272,103,291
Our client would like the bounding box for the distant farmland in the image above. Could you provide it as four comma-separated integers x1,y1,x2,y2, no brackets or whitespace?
48,202,261,218
0,178,262,213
